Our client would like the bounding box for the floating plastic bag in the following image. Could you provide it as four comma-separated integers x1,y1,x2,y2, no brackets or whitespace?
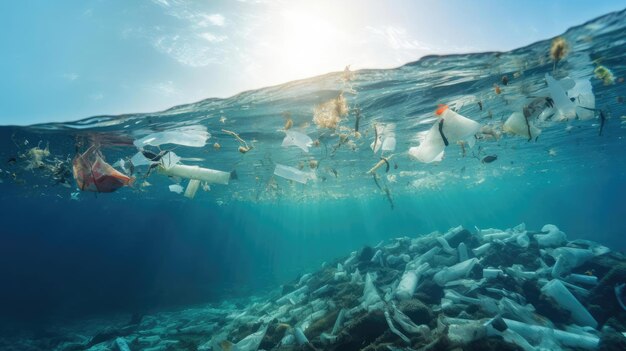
134,125,210,148
381,124,397,152
408,124,445,163
73,146,134,193
568,79,596,120
503,112,542,139
545,74,595,121
409,105,480,163
282,130,313,152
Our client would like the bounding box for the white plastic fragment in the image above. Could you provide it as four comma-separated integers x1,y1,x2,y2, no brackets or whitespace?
361,273,383,311
282,130,313,152
436,237,456,254
434,258,479,286
408,123,445,163
447,322,486,345
276,286,309,305
159,164,230,184
235,324,267,351
273,164,316,184
115,337,131,351
483,268,503,279
541,279,598,328
535,224,566,247
381,123,397,152
396,263,429,300
134,125,210,148
458,243,469,262
503,318,599,349
131,151,153,167
551,247,594,278
371,249,384,266
384,310,411,344
568,78,596,120
169,184,184,194
546,74,577,121
184,179,201,199
472,243,491,256
392,305,428,335
565,274,598,286
503,112,542,139
331,309,346,335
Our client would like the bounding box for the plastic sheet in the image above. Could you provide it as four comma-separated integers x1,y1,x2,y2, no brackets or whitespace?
535,224,566,247
169,184,184,194
282,130,313,152
273,164,316,184
503,112,541,139
73,146,134,193
134,125,210,148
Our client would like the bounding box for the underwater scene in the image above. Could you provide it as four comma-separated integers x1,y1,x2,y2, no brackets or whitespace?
2,6,626,351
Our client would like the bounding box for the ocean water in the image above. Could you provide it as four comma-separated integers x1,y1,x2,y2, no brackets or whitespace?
1,8,626,351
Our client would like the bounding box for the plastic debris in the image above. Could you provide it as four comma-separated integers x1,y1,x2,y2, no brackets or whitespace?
545,74,595,121
169,184,184,194
409,105,480,163
550,247,594,278
73,146,134,193
541,279,598,328
184,179,201,199
134,125,210,148
534,224,566,247
115,337,131,351
273,164,316,184
282,130,313,152
158,164,230,185
503,112,542,140
384,309,411,344
504,318,599,349
434,258,479,286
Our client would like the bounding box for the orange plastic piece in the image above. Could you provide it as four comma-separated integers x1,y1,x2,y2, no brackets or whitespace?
73,146,134,193
435,104,449,116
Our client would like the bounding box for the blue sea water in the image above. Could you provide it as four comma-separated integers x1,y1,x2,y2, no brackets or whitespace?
0,8,626,350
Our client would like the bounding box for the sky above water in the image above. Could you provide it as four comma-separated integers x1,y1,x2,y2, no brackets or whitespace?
0,0,624,125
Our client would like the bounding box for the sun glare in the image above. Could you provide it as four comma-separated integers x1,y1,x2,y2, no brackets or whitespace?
261,6,349,82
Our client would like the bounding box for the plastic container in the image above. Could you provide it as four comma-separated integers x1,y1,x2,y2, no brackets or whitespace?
541,279,597,328
483,268,503,279
434,258,479,286
503,318,599,349
184,179,201,199
458,242,469,262
472,243,491,256
551,247,594,278
158,164,230,184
